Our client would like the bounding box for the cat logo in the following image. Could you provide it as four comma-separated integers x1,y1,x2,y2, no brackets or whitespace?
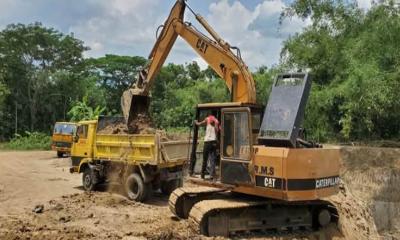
264,177,276,188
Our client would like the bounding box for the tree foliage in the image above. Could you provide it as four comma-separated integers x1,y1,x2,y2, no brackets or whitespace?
5,131,51,150
84,54,147,113
150,62,232,128
67,96,106,122
1,5,400,144
282,0,400,141
0,23,92,137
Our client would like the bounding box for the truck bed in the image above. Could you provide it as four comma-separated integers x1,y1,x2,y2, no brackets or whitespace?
94,133,190,167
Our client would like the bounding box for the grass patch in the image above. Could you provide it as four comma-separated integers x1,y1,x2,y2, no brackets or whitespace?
0,142,6,150
3,132,51,150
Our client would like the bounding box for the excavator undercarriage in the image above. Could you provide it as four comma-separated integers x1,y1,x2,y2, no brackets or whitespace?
170,186,338,237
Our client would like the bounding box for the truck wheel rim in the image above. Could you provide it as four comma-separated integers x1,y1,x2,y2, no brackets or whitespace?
85,175,91,188
131,182,139,195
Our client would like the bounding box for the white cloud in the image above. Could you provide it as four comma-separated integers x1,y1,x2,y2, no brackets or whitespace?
202,0,310,68
91,41,104,51
69,0,165,58
192,57,208,70
0,0,16,14
357,0,372,10
71,0,309,68
0,0,310,68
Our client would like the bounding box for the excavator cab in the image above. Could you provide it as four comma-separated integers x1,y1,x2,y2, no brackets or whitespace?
189,102,263,176
189,73,332,188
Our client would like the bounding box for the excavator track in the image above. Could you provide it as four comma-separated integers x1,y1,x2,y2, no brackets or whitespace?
188,197,337,237
169,186,227,219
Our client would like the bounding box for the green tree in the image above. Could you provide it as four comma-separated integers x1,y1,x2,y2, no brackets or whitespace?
85,54,147,114
253,66,275,105
67,96,105,122
282,0,400,141
150,62,229,128
0,22,88,137
0,82,10,140
186,61,203,80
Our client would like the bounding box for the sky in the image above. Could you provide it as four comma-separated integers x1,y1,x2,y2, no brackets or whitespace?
0,0,372,69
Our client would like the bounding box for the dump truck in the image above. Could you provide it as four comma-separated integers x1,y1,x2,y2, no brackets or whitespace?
52,122,77,157
69,116,190,202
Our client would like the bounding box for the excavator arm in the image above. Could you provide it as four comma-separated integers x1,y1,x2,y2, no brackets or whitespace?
121,0,256,124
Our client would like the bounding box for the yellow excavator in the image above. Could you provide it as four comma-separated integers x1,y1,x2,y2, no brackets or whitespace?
121,0,340,237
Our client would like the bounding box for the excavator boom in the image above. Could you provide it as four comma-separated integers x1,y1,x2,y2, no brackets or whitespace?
121,0,256,125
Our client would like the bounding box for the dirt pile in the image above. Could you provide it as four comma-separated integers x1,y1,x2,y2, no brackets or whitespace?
0,191,350,240
127,113,154,134
97,121,129,134
328,146,400,239
0,192,196,240
2,148,400,239
96,114,189,141
96,113,156,135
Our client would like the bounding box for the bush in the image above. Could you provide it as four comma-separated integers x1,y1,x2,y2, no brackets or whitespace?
5,132,52,150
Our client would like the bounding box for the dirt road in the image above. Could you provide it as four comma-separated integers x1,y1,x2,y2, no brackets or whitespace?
0,151,339,240
1,149,399,239
0,151,190,240
0,151,81,215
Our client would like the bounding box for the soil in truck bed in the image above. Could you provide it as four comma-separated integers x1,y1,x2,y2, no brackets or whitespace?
97,113,154,135
96,114,188,141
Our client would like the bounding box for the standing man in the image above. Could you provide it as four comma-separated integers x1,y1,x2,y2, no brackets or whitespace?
195,111,219,180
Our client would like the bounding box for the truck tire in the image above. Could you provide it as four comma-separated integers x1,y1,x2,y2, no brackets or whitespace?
160,178,183,195
82,167,98,191
57,151,63,158
125,173,150,202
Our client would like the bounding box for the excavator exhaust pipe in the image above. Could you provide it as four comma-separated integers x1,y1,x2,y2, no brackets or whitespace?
121,88,150,126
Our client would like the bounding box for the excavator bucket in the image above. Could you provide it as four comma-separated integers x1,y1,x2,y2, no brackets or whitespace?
121,88,150,126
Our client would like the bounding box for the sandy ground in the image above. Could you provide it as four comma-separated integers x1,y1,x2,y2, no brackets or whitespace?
0,149,399,239
0,151,81,215
0,151,187,240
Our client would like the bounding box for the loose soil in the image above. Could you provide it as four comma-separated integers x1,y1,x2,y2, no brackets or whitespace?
127,113,154,134
0,148,399,239
97,121,129,134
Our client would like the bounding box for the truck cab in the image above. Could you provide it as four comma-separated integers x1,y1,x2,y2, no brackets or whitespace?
70,120,97,170
52,122,77,157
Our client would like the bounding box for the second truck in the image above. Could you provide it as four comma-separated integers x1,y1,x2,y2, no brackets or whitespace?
52,122,77,158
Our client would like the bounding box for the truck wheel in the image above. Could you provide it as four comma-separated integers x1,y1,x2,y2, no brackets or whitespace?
82,168,98,191
160,178,183,195
57,151,63,158
125,173,150,202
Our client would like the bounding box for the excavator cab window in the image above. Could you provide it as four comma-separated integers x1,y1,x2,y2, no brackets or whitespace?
222,108,252,160
251,113,261,132
220,107,253,185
